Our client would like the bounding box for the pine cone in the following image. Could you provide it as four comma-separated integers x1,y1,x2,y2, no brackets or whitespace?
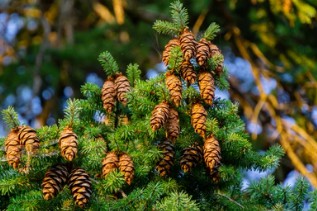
180,28,197,61
180,143,203,173
162,38,180,66
118,153,134,185
102,151,119,178
115,73,130,106
165,72,182,107
198,71,215,105
68,168,92,208
191,103,207,138
150,101,170,131
166,107,180,142
5,128,22,169
180,60,196,85
18,125,39,153
118,114,129,126
101,78,117,113
59,127,78,161
155,139,175,177
196,38,212,66
209,44,224,74
204,135,221,180
42,164,69,200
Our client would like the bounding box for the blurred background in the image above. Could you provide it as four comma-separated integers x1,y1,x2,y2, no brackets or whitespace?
1,0,317,188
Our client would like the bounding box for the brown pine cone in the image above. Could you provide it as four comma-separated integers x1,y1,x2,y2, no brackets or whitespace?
165,107,180,142
118,153,134,185
209,44,224,74
180,142,203,173
115,73,131,106
156,139,175,177
198,71,215,105
101,78,117,113
180,60,196,85
5,128,22,169
18,125,39,154
204,135,221,180
165,72,182,107
150,101,170,131
58,127,78,161
196,38,212,66
68,168,92,208
180,28,197,61
102,151,119,178
162,38,180,66
42,164,69,200
191,103,207,138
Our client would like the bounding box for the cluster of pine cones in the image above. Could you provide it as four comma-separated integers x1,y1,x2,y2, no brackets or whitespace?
42,164,92,208
101,73,131,113
151,27,223,180
4,125,39,169
102,151,134,185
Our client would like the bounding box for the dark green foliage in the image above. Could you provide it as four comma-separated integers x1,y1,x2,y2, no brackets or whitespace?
98,51,120,77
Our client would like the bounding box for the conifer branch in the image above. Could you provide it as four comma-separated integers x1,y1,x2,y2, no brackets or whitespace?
203,22,220,40
170,0,188,29
153,20,181,35
167,46,183,70
98,51,119,76
1,106,20,129
126,63,141,87
64,99,81,128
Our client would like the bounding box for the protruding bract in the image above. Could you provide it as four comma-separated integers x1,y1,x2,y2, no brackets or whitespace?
68,168,92,208
180,27,197,61
102,151,119,178
191,103,207,138
165,72,182,107
18,125,39,154
162,38,180,66
101,78,117,113
203,135,221,181
42,164,69,200
115,73,131,106
156,139,175,177
5,128,22,169
196,38,212,66
150,101,170,131
180,143,203,173
180,60,196,85
166,107,180,142
59,127,78,161
198,71,215,105
118,153,135,185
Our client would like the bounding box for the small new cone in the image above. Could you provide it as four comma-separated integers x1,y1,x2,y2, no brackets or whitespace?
165,107,180,142
191,103,207,138
115,73,131,106
204,135,221,181
101,78,117,113
180,27,197,61
180,143,203,173
102,151,119,178
18,125,39,154
198,71,215,105
59,127,78,161
165,72,182,107
5,128,22,169
68,168,92,208
180,60,196,85
42,164,69,200
118,153,134,185
162,38,180,66
196,38,212,66
150,101,170,131
155,139,175,177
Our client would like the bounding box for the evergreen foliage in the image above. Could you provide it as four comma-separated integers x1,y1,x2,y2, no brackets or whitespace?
0,1,315,210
